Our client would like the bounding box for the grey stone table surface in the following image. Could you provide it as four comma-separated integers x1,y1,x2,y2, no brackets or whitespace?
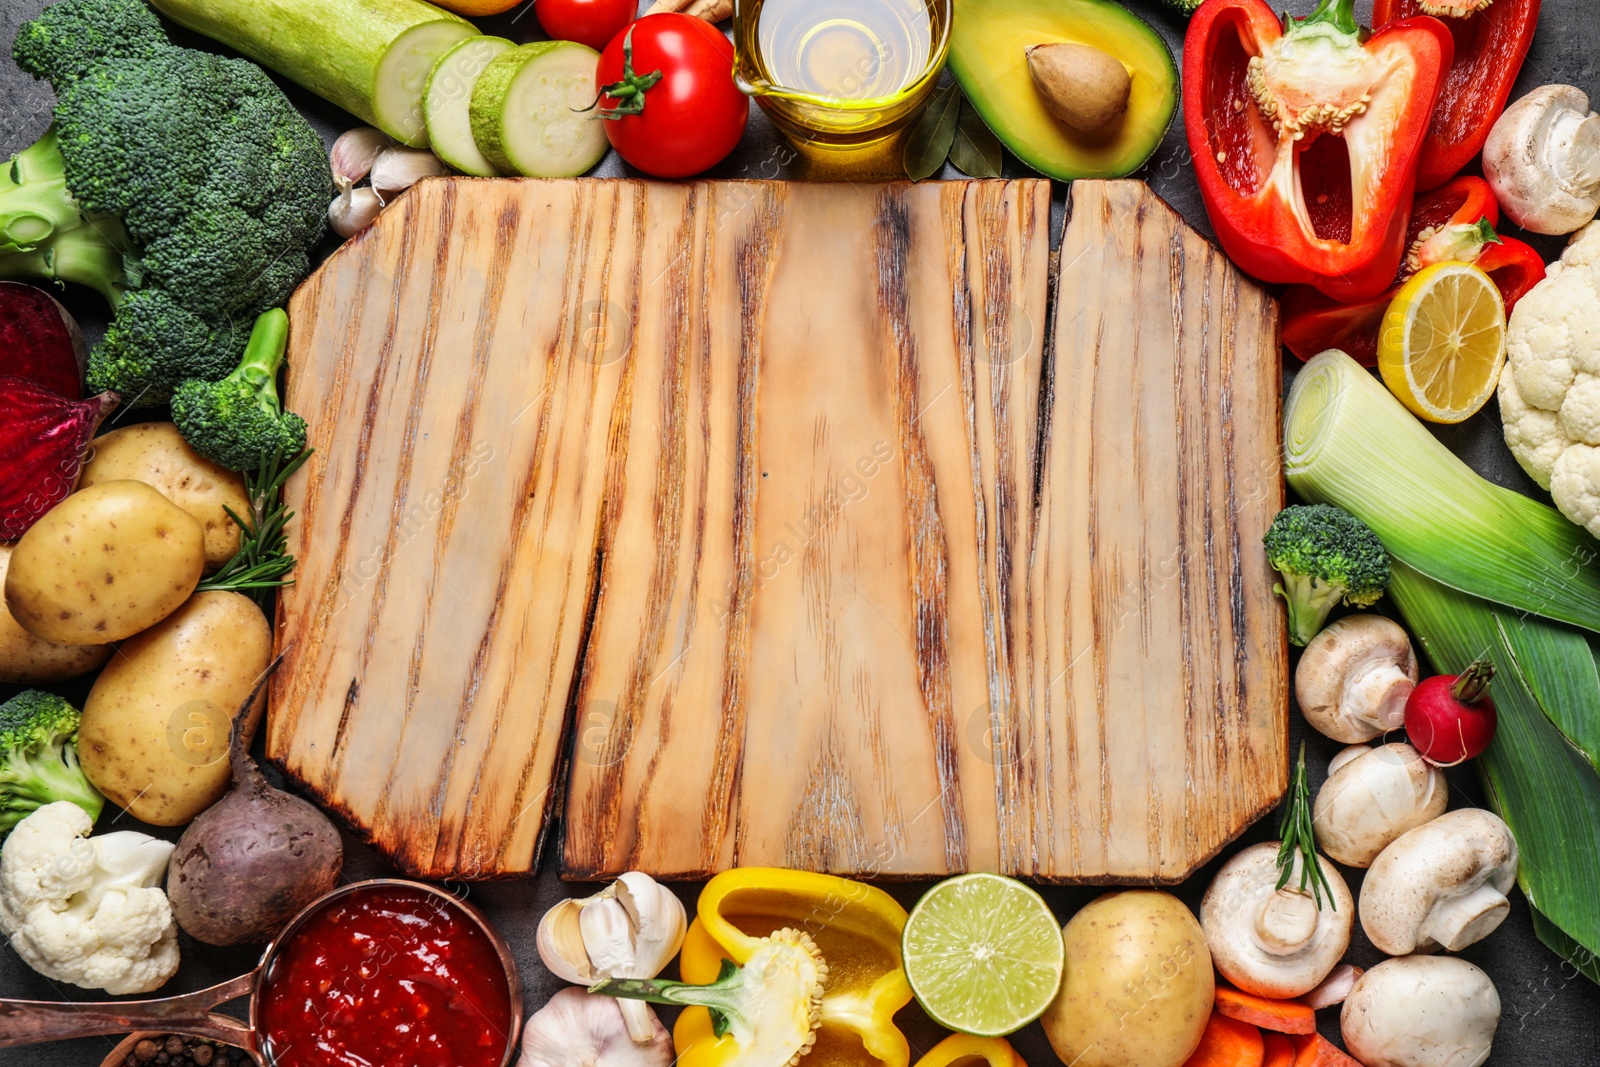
2,0,1598,1063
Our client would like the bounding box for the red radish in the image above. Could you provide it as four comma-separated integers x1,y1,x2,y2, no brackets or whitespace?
0,375,119,539
0,282,87,398
1405,658,1498,766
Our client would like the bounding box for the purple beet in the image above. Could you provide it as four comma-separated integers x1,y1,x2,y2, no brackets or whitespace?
0,282,86,398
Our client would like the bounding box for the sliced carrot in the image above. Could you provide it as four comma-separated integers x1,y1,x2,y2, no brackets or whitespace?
1215,985,1318,1034
1262,1032,1296,1067
1183,1012,1266,1067
1289,1033,1363,1067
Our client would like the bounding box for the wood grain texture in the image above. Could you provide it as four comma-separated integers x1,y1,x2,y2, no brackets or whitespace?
1022,180,1288,881
562,179,1052,879
269,177,1286,881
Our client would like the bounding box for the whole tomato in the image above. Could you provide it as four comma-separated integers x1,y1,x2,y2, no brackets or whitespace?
595,13,750,179
534,0,635,53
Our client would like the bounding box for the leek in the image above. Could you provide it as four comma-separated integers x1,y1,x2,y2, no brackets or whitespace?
1284,351,1600,634
1389,562,1600,964
1533,908,1600,984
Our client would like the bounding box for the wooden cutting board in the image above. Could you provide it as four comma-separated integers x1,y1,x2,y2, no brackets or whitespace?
269,177,1286,881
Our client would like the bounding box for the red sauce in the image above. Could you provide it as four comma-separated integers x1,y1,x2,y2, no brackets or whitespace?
258,885,514,1067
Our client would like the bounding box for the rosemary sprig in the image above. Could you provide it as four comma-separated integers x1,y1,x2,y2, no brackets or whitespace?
1277,741,1337,910
197,446,311,607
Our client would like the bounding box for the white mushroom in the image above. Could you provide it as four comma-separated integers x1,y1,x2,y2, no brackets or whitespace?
1484,85,1600,235
1296,615,1418,743
1313,742,1448,868
1199,841,1353,999
1341,956,1500,1067
1360,809,1518,955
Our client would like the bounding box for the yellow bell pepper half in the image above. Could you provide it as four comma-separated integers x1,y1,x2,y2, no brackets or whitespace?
674,868,914,1067
909,1035,1026,1067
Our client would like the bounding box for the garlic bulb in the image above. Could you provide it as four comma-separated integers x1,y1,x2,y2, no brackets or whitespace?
370,146,447,203
329,127,392,191
520,988,672,1067
328,186,383,238
538,872,687,1044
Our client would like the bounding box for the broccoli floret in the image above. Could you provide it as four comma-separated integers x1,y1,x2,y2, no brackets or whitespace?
10,0,165,81
1163,0,1203,14
0,691,104,837
1263,504,1391,647
171,308,307,471
0,0,330,406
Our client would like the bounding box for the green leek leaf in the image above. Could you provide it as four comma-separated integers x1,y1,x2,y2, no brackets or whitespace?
1285,351,1600,634
1533,907,1600,985
1494,614,1600,774
1389,561,1600,959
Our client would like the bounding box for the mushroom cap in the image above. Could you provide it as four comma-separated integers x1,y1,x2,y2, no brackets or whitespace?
1313,743,1449,868
1360,809,1518,956
1200,842,1353,999
1484,84,1600,236
1341,955,1500,1067
1296,615,1419,743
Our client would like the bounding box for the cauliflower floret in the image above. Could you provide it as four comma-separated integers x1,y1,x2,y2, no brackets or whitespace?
1563,376,1600,444
1500,368,1571,489
1506,268,1600,408
0,802,179,995
1552,444,1600,539
1500,225,1600,527
1555,220,1600,271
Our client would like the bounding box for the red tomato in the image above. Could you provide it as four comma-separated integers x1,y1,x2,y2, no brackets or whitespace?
534,0,635,53
595,13,750,178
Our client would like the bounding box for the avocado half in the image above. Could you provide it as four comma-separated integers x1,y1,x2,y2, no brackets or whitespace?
948,0,1179,181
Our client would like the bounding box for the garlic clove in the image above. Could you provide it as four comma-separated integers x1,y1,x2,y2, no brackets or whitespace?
327,186,384,239
614,872,687,979
579,896,638,976
536,898,599,985
370,146,448,204
330,127,392,191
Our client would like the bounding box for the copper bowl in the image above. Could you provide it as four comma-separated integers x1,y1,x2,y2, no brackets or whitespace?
4,879,522,1067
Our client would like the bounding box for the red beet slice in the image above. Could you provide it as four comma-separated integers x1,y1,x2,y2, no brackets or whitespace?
0,375,119,540
0,282,87,399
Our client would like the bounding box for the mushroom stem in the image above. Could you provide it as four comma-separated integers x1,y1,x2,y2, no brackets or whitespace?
1426,884,1513,952
1346,660,1414,730
1256,890,1319,955
1558,111,1600,188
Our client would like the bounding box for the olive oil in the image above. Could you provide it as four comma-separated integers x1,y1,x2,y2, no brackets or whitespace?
733,0,951,150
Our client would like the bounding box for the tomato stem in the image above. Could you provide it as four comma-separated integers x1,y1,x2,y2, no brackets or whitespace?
596,26,663,120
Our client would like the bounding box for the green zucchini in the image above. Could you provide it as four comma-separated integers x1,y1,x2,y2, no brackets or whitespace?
425,36,515,175
469,42,608,179
148,0,478,147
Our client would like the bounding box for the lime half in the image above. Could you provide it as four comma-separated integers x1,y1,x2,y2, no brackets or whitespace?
902,873,1065,1037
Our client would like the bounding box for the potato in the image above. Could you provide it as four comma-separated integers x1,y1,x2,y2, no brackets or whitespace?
1042,890,1214,1067
5,480,205,644
0,543,113,682
79,591,272,825
80,422,249,570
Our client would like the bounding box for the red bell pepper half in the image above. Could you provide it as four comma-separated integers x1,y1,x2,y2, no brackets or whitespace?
1373,0,1541,191
1281,176,1546,364
1184,0,1453,302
